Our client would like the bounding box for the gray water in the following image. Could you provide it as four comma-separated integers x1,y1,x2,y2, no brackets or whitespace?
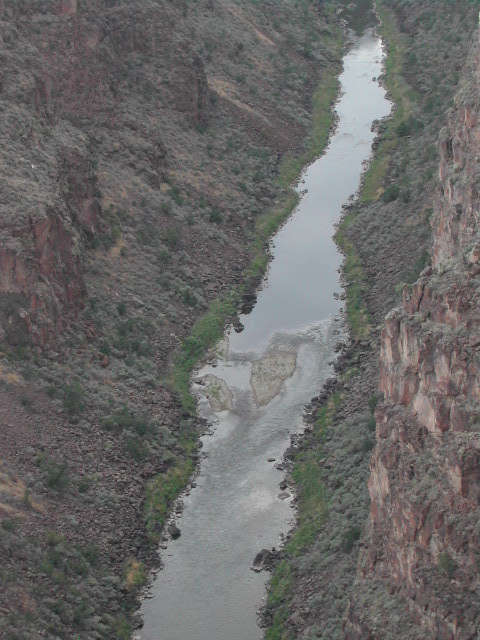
140,11,391,640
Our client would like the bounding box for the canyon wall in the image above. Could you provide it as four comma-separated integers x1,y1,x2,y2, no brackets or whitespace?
0,1,343,638
262,4,478,639
347,31,480,640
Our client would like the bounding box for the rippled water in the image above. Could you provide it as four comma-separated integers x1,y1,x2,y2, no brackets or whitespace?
140,8,391,640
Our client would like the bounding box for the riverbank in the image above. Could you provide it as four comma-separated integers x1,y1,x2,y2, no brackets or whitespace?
143,10,344,567
0,2,348,638
263,1,478,638
139,15,388,638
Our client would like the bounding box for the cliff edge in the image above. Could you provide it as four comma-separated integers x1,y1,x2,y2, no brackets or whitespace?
346,31,480,640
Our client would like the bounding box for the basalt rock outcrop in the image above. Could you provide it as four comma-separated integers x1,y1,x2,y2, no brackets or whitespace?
0,137,101,346
347,32,480,640
0,1,343,638
1,0,210,347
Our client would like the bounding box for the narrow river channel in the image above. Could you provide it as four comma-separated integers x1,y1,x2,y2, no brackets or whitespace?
140,4,391,639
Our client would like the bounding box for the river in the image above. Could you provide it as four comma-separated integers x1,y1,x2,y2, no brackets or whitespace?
139,3,391,639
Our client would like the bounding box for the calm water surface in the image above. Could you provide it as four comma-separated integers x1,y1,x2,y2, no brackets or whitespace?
140,8,391,640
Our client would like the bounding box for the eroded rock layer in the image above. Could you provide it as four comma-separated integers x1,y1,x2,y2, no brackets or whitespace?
0,1,343,637
347,33,480,640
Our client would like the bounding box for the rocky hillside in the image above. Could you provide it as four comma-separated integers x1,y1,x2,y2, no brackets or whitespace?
346,28,480,640
0,1,343,638
264,2,479,639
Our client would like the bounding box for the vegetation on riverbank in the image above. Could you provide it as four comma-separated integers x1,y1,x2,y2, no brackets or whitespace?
361,0,416,202
265,2,411,635
149,26,344,555
333,0,417,338
167,52,343,413
144,460,195,542
264,0,478,637
266,395,340,640
334,216,371,338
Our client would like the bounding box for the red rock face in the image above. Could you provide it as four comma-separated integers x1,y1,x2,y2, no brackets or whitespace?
0,0,206,347
347,39,480,639
0,181,95,347
59,0,77,15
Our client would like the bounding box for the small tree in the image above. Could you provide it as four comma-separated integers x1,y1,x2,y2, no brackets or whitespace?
63,383,84,415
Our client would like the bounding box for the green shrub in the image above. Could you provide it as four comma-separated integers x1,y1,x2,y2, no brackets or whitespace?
182,289,198,307
396,115,424,137
368,395,379,414
382,184,400,203
1,519,15,532
46,385,58,399
102,407,152,437
124,436,147,461
46,530,65,546
209,208,223,224
22,488,32,508
145,462,194,541
163,227,181,249
78,475,92,493
81,544,100,566
99,339,111,355
404,249,429,284
341,526,361,552
158,248,171,264
161,201,173,216
123,558,147,589
361,437,375,453
46,462,70,492
168,186,183,205
438,552,456,578
112,616,131,640
63,383,84,415
20,389,33,408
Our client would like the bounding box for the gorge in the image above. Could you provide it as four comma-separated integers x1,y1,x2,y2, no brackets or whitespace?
0,1,478,640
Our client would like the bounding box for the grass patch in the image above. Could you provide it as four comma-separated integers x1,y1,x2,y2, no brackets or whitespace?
285,395,340,555
63,382,84,416
166,293,240,412
437,552,456,578
278,63,341,188
361,0,417,203
144,461,195,542
265,394,341,637
111,616,131,640
333,1,419,337
265,562,295,640
341,526,361,552
123,558,147,589
334,218,371,337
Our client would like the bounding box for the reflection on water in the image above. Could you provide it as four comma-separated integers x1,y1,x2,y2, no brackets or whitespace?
341,0,378,35
139,10,391,640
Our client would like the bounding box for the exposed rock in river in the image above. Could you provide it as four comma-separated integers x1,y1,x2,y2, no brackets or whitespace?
250,350,297,407
202,374,234,412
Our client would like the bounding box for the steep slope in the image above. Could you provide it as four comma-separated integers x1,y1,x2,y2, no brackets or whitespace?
0,1,344,638
346,30,480,640
263,2,479,639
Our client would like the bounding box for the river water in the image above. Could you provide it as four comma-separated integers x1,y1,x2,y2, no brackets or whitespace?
140,4,391,639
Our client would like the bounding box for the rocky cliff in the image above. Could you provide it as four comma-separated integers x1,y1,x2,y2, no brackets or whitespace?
0,0,331,350
263,3,478,638
347,30,480,640
0,1,344,638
